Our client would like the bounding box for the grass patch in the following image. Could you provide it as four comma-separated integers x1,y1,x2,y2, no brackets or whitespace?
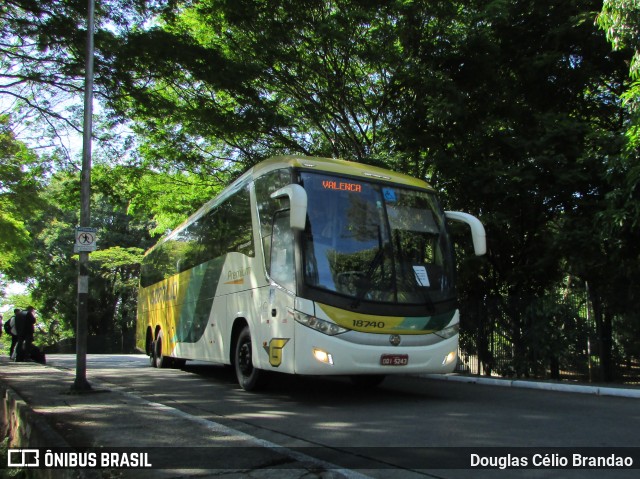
0,436,26,479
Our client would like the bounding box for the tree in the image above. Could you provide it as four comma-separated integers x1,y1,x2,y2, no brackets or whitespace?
89,246,144,351
380,1,624,373
598,0,640,109
106,0,406,168
0,115,46,278
0,0,163,163
396,0,630,378
17,163,155,351
596,0,640,379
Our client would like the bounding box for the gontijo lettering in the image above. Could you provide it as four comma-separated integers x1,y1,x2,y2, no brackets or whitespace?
149,282,178,305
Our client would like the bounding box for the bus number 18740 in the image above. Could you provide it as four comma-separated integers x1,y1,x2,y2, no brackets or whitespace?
353,320,385,329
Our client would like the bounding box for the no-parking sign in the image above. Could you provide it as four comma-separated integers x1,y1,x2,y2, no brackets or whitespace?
74,227,97,252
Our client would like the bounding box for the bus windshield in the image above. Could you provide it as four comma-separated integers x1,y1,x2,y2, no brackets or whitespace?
301,171,455,306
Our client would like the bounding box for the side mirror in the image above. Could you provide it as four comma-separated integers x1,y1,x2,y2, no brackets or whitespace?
270,184,308,231
445,211,487,256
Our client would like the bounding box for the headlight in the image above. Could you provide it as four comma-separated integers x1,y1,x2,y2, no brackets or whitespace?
442,351,457,365
434,323,459,339
294,310,349,336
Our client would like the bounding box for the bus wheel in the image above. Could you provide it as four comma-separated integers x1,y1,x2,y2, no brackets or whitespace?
153,337,169,369
150,340,157,368
234,326,265,391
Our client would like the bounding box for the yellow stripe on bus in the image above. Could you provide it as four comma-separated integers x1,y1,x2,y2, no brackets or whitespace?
317,303,454,335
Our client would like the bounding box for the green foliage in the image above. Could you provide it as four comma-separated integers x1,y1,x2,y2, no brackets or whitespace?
595,3,640,376
0,0,167,161
90,247,144,271
0,116,47,278
598,0,640,79
598,0,640,152
5,164,156,347
1,0,639,379
0,289,69,354
107,0,408,166
126,168,223,235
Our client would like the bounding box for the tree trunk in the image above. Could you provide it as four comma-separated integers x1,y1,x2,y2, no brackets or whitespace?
587,282,614,382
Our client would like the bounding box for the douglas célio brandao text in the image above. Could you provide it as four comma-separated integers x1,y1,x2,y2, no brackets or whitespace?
470,452,634,469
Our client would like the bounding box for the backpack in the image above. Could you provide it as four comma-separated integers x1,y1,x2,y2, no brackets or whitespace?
3,318,11,335
4,316,16,336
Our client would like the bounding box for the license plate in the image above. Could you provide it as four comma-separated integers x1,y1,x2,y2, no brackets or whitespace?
380,354,409,366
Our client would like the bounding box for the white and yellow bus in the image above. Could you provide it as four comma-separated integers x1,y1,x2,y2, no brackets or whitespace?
136,156,486,390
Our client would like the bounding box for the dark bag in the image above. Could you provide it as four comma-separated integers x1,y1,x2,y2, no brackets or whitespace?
30,345,46,365
3,318,12,335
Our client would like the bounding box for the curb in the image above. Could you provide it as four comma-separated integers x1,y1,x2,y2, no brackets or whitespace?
421,373,640,399
1,385,100,479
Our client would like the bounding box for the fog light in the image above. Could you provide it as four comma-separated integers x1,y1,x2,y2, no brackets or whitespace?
442,351,456,365
313,348,334,365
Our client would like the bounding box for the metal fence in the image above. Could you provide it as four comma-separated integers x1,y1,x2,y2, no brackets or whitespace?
454,289,640,385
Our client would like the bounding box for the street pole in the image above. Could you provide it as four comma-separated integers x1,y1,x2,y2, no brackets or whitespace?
73,0,95,392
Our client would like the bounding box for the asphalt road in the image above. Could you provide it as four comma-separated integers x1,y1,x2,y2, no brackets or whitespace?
43,354,640,479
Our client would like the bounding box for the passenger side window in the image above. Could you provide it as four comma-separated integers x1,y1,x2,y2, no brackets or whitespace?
255,169,292,276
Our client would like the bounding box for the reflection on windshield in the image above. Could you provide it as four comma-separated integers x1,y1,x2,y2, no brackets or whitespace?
302,172,455,305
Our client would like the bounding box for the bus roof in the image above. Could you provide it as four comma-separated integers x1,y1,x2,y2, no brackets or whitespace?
246,155,433,191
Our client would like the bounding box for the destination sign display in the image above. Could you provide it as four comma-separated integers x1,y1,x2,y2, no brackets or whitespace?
321,180,362,192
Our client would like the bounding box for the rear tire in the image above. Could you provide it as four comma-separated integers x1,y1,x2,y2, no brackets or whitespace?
150,340,157,368
153,337,169,369
234,326,265,391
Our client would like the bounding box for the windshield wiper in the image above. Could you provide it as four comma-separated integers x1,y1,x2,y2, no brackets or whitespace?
350,226,386,309
411,266,436,314
391,230,436,314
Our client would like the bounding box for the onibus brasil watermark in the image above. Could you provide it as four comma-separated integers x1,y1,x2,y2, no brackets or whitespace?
7,449,151,468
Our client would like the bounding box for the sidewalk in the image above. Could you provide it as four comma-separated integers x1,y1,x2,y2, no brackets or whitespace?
422,373,640,399
0,358,361,479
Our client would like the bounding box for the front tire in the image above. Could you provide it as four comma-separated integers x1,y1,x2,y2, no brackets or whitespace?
234,326,265,391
